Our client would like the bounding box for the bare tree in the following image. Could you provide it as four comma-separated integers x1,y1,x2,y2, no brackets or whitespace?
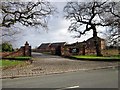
0,0,55,28
64,1,118,56
107,1,120,54
0,0,55,43
1,26,21,43
104,27,119,46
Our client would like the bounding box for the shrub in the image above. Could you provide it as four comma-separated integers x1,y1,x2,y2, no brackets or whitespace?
2,42,14,52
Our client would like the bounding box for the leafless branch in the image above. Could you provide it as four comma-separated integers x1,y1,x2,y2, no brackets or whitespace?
1,1,55,28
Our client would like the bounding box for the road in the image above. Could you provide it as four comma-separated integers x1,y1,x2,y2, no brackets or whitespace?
2,68,118,88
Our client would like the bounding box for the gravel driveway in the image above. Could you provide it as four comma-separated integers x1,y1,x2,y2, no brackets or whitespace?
2,52,119,79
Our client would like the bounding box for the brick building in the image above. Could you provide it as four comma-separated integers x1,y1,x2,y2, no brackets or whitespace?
37,43,51,53
37,37,106,56
62,37,106,56
37,42,66,55
85,37,106,55
50,42,66,55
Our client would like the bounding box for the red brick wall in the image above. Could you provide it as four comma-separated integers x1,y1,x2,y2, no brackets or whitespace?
0,52,12,57
2,47,24,58
1,42,31,58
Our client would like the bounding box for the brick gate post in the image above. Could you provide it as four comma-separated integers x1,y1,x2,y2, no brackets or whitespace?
24,41,31,56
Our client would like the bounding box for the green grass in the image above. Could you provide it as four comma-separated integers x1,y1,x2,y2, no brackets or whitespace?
0,56,31,68
0,60,24,67
14,56,31,60
112,55,120,57
72,55,120,59
5,56,31,60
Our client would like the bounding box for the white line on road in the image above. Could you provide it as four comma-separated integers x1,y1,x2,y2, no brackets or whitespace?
56,85,79,90
66,85,80,89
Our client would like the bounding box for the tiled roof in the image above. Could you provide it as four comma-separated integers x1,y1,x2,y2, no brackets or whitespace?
38,42,67,49
38,43,51,49
86,36,105,41
50,42,66,48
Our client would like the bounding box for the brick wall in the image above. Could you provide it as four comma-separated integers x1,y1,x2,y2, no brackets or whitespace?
2,41,31,58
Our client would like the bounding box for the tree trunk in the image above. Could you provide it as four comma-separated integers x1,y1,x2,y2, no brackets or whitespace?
93,26,102,56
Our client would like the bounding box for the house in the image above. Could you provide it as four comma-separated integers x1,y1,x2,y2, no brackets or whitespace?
62,37,106,56
37,37,106,56
37,42,67,55
62,42,84,56
37,43,51,52
85,37,106,55
50,42,66,55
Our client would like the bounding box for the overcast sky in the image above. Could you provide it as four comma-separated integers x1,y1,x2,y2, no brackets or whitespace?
4,1,105,49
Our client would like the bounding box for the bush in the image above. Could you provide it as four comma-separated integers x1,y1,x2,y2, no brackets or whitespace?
2,42,14,52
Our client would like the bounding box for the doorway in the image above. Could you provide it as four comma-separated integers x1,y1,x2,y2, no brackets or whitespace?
55,46,61,56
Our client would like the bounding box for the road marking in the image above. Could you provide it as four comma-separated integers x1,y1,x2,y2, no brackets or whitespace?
66,85,80,89
56,85,79,90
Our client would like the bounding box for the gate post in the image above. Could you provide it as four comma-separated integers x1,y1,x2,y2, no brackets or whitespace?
24,41,31,56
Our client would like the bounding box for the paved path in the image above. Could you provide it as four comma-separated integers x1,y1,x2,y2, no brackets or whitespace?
2,52,119,79
3,68,118,88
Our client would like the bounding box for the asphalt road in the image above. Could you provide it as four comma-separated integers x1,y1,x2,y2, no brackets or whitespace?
2,68,118,89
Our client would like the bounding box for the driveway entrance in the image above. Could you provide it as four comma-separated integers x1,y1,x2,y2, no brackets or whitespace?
2,52,119,79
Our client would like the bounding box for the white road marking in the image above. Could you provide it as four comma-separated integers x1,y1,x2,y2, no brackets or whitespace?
66,85,80,89
56,85,79,90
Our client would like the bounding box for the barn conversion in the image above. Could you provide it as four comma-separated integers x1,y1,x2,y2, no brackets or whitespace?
37,37,106,56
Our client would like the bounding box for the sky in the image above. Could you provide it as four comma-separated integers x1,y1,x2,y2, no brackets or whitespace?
2,1,105,49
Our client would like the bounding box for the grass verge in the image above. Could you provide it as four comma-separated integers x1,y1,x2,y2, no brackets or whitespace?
3,56,31,60
0,60,25,67
72,55,120,60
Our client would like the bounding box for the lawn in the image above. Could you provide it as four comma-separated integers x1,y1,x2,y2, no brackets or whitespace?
14,56,31,60
72,55,120,60
0,60,25,67
4,56,31,60
0,56,31,69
